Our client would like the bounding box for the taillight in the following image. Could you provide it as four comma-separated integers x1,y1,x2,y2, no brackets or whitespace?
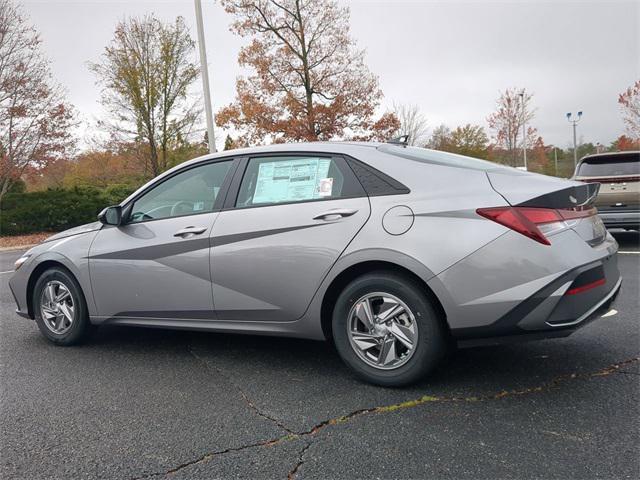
476,206,597,245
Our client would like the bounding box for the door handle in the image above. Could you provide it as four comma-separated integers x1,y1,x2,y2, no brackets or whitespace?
313,208,359,221
173,226,207,238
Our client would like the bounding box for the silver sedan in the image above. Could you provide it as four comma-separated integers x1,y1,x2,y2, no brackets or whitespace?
9,141,621,386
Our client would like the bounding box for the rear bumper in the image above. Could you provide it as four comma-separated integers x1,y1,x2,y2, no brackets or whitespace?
457,276,621,347
598,210,640,229
438,227,622,347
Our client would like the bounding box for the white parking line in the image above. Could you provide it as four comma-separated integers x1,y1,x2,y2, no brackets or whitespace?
619,251,640,255
0,270,14,275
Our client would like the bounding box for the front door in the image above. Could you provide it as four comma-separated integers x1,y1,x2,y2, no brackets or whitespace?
210,154,370,321
89,159,234,320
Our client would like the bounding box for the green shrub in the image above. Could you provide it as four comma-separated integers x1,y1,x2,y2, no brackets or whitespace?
0,185,136,236
103,184,136,206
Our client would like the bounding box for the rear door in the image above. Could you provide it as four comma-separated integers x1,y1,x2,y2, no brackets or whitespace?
210,153,370,321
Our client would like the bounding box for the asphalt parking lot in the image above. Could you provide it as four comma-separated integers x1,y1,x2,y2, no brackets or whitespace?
0,231,638,480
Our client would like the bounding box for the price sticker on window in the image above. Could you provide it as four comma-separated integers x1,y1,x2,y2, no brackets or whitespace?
318,177,333,197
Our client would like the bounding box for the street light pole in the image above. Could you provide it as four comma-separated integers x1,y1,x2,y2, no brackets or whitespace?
519,92,527,170
566,111,582,170
194,0,217,153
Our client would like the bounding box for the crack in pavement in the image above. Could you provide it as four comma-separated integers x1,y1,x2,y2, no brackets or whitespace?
287,441,312,480
132,436,295,480
187,344,297,435
130,355,639,480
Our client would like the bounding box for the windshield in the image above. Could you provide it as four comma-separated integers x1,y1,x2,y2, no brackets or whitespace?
378,145,507,172
578,154,640,177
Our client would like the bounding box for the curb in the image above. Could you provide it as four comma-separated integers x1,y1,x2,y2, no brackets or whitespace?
0,243,38,252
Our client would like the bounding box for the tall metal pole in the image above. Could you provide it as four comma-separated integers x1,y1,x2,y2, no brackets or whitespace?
195,0,217,153
572,122,577,167
519,92,527,170
566,111,582,170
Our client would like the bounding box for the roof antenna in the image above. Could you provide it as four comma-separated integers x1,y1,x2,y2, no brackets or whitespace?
387,135,409,146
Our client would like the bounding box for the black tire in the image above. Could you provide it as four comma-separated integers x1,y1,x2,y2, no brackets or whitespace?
332,271,448,387
33,267,92,346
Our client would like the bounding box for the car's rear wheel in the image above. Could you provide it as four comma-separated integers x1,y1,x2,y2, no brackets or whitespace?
332,271,448,387
33,267,92,346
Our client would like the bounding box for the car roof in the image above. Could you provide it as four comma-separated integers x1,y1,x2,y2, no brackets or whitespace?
187,141,382,165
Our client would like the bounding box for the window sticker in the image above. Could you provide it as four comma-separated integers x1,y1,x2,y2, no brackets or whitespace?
317,177,333,197
253,158,332,204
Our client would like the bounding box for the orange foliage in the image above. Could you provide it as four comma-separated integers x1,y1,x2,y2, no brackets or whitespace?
217,0,398,144
612,134,640,151
529,136,549,172
63,143,148,189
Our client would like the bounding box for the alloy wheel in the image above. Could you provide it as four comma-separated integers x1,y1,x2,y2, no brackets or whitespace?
347,292,418,370
40,280,75,335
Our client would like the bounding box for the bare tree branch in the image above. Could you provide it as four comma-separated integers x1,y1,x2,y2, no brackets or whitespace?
89,15,201,176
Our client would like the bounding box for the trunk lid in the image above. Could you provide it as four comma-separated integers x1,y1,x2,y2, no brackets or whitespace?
486,169,605,246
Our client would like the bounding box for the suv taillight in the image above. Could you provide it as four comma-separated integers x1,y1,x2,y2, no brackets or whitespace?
476,207,597,245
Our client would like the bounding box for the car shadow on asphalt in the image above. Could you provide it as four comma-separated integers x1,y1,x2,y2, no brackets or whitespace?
84,321,632,394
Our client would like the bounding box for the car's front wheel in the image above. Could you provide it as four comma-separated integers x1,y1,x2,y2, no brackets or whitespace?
332,271,448,387
33,267,92,346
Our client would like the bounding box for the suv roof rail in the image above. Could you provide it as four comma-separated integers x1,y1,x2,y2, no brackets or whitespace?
387,135,409,146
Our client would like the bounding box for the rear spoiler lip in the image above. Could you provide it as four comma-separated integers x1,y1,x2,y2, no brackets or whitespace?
485,170,600,209
517,182,600,209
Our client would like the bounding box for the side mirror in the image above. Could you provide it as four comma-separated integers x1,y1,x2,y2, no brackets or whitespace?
98,205,122,226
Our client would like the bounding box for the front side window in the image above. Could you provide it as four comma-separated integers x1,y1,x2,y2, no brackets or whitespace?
236,155,361,207
129,160,232,223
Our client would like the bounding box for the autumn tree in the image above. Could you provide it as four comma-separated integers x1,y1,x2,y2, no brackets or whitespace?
0,0,74,201
63,148,146,189
610,134,640,152
223,134,236,150
392,103,428,146
217,0,399,144
426,124,452,151
529,136,551,174
447,124,489,159
90,15,201,177
618,80,640,139
487,88,537,167
24,157,70,190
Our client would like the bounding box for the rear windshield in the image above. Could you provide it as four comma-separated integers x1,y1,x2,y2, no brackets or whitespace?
377,145,505,172
578,154,640,177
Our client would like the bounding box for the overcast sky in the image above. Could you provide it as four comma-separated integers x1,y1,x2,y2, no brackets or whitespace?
21,0,640,150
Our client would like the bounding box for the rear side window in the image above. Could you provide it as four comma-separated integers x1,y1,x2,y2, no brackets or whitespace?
236,155,364,207
578,154,640,176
